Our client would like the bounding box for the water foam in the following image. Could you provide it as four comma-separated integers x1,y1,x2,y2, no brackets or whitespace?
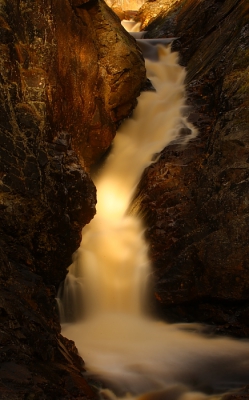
58,45,249,400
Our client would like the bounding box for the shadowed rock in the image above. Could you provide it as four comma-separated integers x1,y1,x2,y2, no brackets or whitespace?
0,0,145,397
131,0,249,336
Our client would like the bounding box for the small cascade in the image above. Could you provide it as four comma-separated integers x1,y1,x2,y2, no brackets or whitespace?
58,24,249,400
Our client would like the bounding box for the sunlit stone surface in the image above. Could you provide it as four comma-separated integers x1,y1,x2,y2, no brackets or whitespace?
106,0,145,11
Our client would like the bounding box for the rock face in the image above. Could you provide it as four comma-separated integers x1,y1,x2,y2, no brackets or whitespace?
137,0,181,35
132,0,249,335
0,0,145,397
52,0,146,167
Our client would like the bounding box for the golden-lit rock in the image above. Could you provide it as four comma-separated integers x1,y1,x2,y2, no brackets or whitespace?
0,0,145,397
137,0,180,33
50,0,146,167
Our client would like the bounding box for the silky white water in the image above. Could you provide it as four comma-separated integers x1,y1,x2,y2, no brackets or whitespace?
59,44,249,400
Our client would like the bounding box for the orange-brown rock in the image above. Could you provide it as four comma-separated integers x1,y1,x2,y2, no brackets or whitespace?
0,0,145,397
51,0,146,167
136,0,181,36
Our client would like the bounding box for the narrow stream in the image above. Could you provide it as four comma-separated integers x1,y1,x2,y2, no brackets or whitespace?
58,31,249,400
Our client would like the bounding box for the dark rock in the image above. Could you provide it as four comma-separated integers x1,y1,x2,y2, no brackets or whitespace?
0,0,145,397
132,0,249,335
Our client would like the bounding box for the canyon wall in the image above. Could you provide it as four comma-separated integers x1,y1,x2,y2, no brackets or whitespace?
0,0,146,397
133,0,249,336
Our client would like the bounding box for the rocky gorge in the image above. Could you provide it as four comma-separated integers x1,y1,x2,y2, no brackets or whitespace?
0,0,145,397
132,0,249,336
0,0,249,398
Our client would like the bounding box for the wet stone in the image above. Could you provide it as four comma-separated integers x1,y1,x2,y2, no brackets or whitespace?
37,149,48,167
0,109,12,132
15,104,41,134
24,160,40,179
8,165,22,178
3,173,25,194
8,82,20,104
13,145,26,161
179,127,192,136
0,147,17,166
0,27,14,44
0,183,11,192
0,133,16,152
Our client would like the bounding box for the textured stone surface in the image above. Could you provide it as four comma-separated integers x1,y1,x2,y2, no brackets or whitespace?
137,0,181,35
51,0,146,167
0,0,145,397
131,0,249,335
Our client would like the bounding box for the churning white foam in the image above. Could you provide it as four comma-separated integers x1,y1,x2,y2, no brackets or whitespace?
58,45,249,400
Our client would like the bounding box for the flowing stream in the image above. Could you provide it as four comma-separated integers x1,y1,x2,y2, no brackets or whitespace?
58,31,249,400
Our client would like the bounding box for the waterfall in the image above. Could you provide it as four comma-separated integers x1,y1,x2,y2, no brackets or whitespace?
58,42,249,400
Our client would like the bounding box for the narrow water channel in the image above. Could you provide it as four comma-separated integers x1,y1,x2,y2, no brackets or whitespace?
58,37,249,400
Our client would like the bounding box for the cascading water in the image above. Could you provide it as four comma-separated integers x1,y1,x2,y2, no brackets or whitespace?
58,36,249,400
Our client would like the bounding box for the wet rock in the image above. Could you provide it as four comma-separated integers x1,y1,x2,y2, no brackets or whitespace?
137,0,181,37
0,0,145,398
132,0,249,335
49,0,146,167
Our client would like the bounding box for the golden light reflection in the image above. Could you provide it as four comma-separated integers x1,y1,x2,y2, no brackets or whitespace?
96,181,129,220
